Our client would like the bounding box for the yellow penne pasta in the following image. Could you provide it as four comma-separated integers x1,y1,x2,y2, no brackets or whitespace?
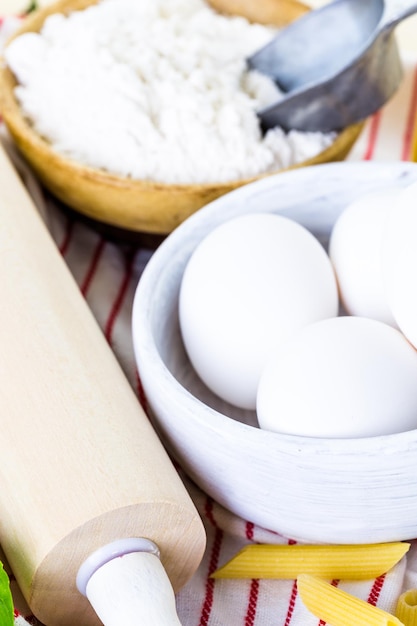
297,573,403,626
396,589,417,626
211,542,410,580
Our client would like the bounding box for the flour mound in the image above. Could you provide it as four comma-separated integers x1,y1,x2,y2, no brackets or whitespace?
6,0,336,184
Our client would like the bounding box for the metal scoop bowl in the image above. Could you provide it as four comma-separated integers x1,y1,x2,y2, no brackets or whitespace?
249,0,417,132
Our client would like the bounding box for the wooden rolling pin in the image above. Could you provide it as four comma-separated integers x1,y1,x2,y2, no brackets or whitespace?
0,142,206,625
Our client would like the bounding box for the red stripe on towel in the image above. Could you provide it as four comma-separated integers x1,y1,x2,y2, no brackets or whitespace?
401,65,417,160
244,521,259,626
136,370,149,413
204,497,219,530
199,499,223,626
104,251,136,342
80,238,105,296
58,219,74,256
363,111,382,160
245,521,255,541
284,580,298,626
283,538,298,626
245,580,260,626
367,574,386,606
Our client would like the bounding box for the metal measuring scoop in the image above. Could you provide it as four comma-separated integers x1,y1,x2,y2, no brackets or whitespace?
249,0,417,132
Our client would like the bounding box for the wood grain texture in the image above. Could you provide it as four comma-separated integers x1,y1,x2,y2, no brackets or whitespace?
0,0,364,234
0,143,206,625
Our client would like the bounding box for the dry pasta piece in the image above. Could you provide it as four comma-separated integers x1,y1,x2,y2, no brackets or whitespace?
297,573,403,626
396,589,417,626
211,542,410,580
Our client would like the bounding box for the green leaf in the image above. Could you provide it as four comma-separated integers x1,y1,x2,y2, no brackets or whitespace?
23,1,38,14
0,562,14,626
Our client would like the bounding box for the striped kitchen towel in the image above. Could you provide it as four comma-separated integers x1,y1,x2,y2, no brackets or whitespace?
1,13,417,625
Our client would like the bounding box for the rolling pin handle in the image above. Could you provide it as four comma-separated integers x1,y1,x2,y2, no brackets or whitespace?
77,538,182,625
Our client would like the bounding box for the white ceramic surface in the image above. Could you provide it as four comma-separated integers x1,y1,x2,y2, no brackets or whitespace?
132,161,417,544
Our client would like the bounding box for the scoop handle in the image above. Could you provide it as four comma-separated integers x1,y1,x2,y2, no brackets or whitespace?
381,0,417,29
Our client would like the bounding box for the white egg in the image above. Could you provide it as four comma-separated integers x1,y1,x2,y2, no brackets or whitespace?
329,189,399,325
179,213,338,410
382,181,417,349
257,316,417,438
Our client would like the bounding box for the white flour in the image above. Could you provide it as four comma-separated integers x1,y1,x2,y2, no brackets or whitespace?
5,0,336,184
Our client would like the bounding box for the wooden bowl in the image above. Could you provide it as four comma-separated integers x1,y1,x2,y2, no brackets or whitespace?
0,0,364,234
132,161,417,544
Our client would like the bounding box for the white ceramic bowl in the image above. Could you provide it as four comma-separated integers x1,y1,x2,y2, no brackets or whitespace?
132,161,417,544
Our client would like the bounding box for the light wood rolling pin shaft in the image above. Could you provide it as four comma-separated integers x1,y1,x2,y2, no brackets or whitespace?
0,142,206,625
